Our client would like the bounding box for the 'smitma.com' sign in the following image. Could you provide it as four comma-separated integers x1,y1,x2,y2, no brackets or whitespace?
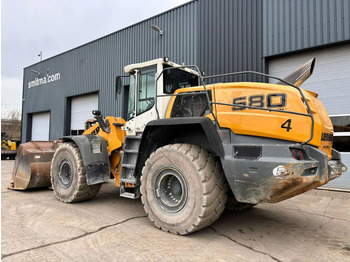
28,73,61,88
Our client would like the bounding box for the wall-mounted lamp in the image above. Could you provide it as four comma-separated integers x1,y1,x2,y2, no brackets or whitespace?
30,70,41,76
151,25,163,36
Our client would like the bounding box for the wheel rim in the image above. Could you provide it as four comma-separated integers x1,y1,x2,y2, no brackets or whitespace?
154,168,188,213
58,159,73,188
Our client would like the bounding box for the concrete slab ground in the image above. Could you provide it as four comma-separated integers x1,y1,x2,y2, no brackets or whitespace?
2,160,350,261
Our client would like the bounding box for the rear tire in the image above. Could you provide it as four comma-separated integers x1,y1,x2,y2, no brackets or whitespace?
50,142,101,203
141,144,227,235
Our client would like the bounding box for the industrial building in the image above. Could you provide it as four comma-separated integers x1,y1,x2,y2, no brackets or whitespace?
21,0,350,189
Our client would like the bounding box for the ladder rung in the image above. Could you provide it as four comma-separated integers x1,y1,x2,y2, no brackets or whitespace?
124,149,138,154
122,164,136,169
120,178,137,183
127,136,141,140
120,192,137,199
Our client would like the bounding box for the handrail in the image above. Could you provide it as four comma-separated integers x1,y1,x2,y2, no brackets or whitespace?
154,67,314,146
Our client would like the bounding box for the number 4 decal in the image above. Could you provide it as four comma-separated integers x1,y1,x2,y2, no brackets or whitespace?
281,119,292,132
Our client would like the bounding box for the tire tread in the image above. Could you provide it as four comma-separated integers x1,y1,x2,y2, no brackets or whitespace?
50,142,101,203
141,143,227,235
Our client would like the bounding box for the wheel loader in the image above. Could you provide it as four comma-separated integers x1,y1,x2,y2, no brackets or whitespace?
1,132,18,160
9,57,347,235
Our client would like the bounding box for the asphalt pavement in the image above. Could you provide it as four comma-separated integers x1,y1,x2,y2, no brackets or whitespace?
2,160,350,261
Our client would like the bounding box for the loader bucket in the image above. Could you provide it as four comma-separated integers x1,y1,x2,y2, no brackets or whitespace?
8,141,57,190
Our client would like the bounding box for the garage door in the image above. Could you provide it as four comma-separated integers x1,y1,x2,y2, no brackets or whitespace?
268,44,350,116
269,44,350,190
31,112,50,141
70,93,98,135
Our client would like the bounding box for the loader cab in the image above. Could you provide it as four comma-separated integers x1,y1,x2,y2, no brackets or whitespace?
122,58,199,136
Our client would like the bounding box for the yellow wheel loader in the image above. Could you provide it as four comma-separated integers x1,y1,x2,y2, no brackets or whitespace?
1,132,18,160
9,58,347,235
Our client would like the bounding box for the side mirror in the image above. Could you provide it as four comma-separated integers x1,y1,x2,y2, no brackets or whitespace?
115,76,122,94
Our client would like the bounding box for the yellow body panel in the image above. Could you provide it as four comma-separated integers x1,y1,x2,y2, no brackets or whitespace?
110,150,122,187
83,116,126,186
166,82,333,159
10,142,16,151
84,116,126,154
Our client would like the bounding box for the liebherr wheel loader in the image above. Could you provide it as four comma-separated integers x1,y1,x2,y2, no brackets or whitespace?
9,58,347,235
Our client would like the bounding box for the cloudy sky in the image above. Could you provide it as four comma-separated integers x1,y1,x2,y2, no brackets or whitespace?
1,0,189,111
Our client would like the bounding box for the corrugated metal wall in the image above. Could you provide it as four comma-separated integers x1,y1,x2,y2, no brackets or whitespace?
198,0,264,82
22,0,350,142
263,0,350,57
22,1,198,141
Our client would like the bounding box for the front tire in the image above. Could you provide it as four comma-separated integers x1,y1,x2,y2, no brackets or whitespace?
141,144,227,235
50,142,101,203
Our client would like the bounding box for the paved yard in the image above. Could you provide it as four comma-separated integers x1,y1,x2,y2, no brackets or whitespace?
2,160,350,261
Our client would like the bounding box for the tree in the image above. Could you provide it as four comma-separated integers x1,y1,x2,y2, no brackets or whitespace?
1,106,21,120
1,107,21,141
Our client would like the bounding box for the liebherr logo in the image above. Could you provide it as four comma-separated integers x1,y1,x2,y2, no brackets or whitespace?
28,73,61,88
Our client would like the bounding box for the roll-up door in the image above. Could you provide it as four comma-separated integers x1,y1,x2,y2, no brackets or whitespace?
70,93,98,135
31,112,50,141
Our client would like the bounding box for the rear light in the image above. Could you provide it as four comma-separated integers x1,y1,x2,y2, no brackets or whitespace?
291,149,304,160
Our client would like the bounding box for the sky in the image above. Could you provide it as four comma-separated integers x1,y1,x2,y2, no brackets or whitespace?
1,0,190,112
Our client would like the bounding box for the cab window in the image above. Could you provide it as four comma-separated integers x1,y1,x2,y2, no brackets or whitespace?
163,65,198,94
137,66,156,115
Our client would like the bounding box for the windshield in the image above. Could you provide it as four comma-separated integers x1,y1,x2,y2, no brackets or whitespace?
127,73,136,121
163,66,199,94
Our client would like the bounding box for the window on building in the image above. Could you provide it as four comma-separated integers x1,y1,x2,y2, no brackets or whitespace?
330,115,350,152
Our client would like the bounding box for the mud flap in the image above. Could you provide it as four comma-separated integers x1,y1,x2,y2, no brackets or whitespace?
63,135,110,185
85,164,110,185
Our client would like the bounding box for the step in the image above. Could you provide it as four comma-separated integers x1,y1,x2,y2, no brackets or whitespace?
120,178,137,184
124,149,139,154
126,136,142,140
120,192,138,199
122,164,136,169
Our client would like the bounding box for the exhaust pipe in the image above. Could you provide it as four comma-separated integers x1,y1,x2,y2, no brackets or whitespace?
276,58,316,87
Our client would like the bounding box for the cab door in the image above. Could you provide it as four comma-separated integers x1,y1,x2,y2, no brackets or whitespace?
125,66,157,136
